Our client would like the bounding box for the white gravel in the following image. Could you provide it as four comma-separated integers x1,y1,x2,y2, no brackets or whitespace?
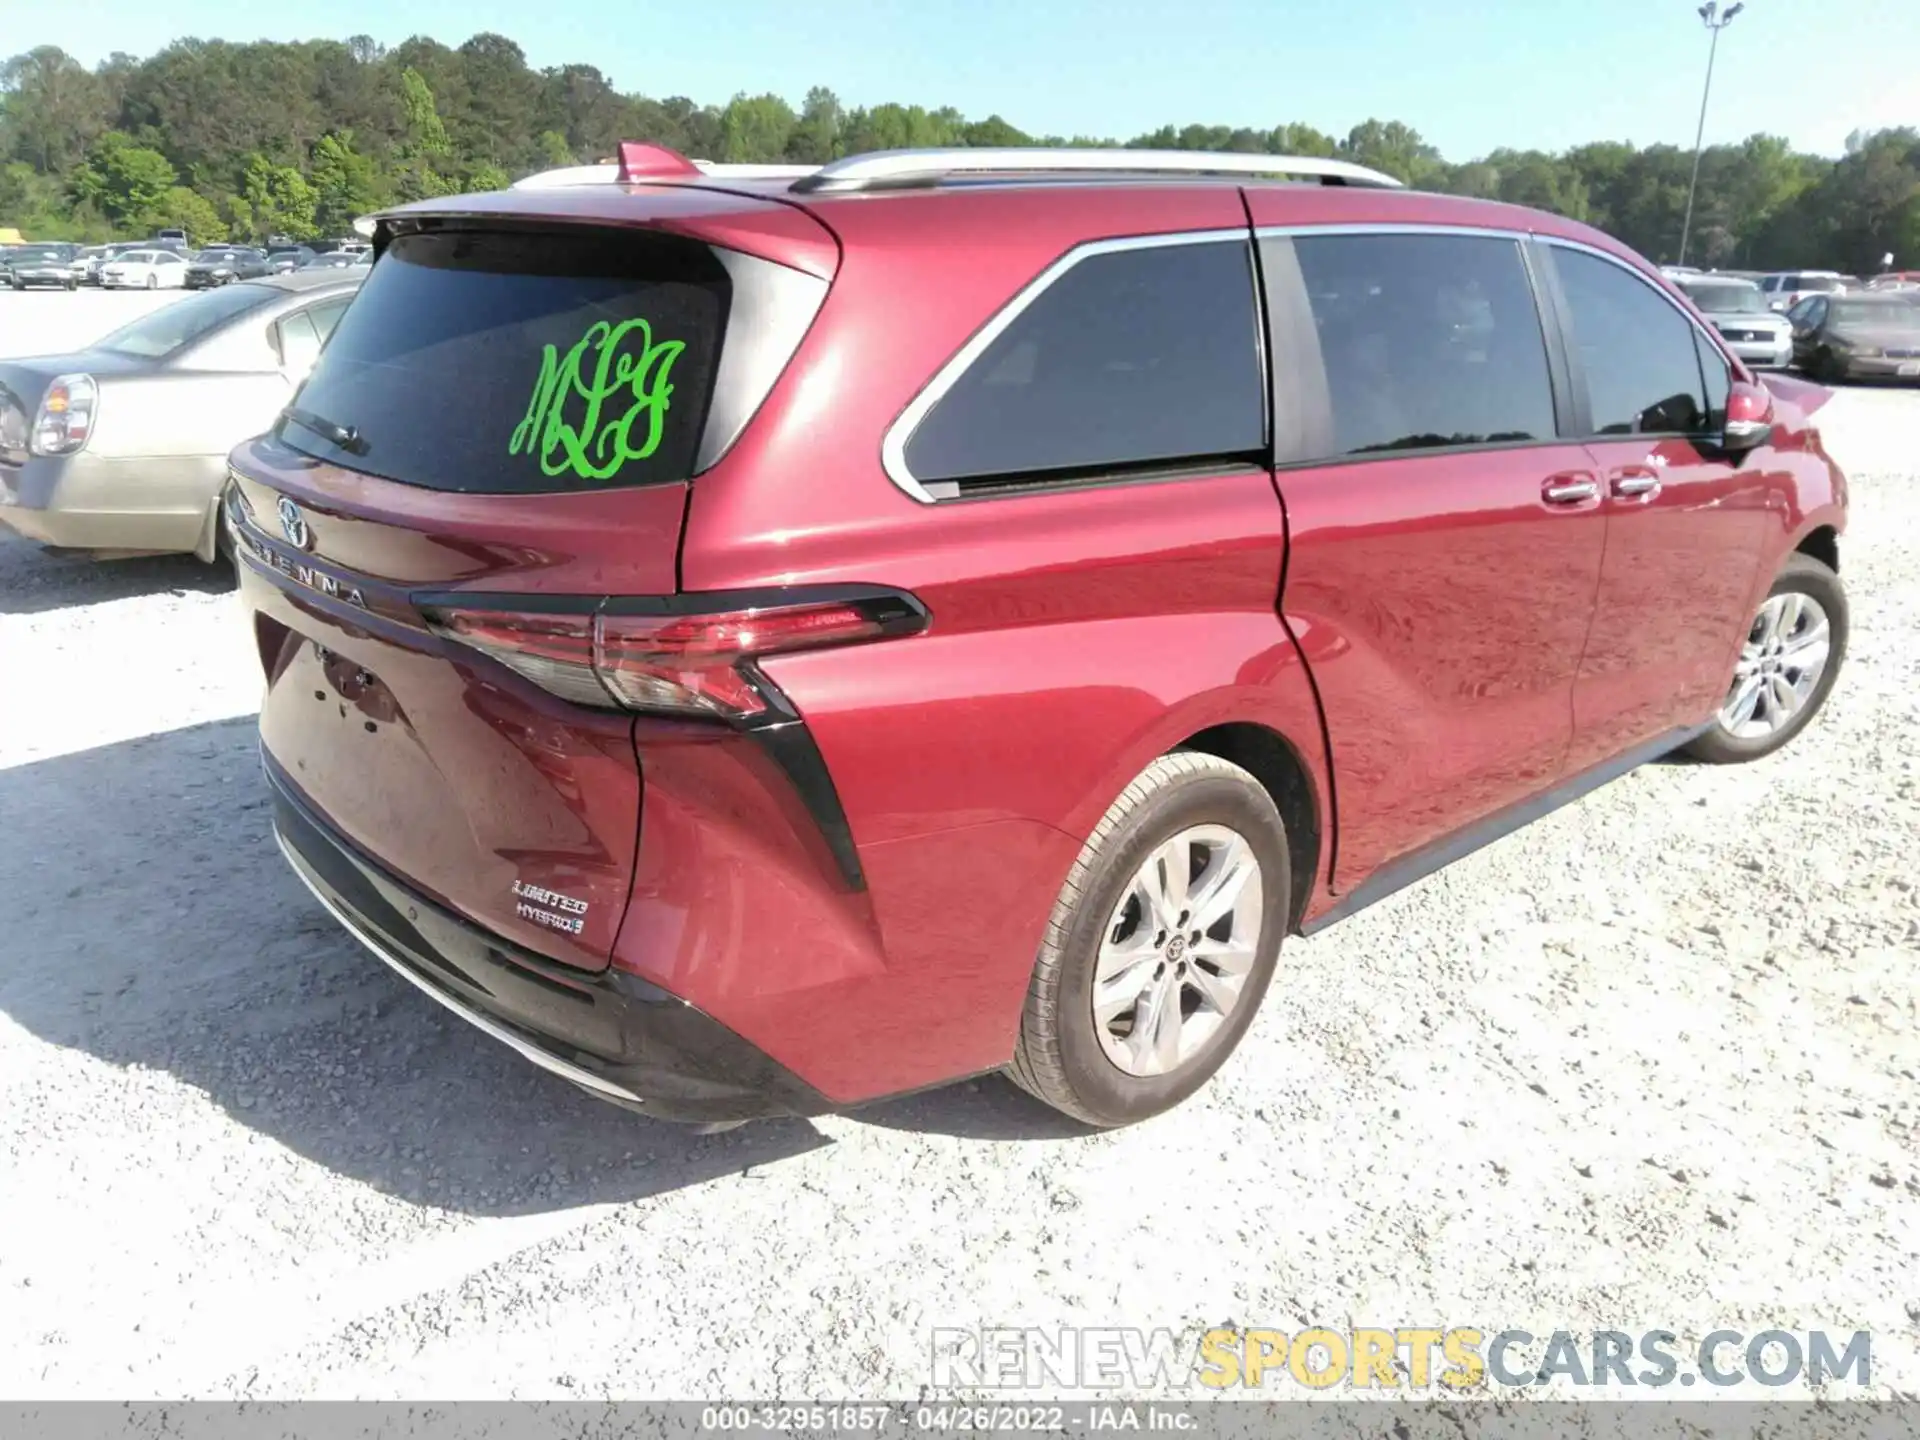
0,292,1914,1403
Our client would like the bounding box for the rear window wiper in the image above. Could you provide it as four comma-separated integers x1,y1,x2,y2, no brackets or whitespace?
282,406,368,456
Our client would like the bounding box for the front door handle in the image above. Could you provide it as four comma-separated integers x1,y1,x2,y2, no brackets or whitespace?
1610,469,1662,499
1542,474,1600,505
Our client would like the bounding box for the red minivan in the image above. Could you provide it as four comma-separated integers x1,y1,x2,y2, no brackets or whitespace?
228,144,1849,1128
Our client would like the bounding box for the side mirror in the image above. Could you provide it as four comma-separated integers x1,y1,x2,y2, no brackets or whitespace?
1721,381,1774,455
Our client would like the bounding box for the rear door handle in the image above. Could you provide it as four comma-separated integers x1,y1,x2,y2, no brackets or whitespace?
1542,474,1600,505
1610,469,1662,499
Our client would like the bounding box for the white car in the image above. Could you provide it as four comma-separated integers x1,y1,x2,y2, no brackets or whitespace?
1758,270,1846,312
99,249,189,290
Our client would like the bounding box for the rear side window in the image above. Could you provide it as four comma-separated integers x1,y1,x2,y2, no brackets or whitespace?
1292,232,1557,458
1552,247,1710,436
279,228,730,493
900,239,1265,492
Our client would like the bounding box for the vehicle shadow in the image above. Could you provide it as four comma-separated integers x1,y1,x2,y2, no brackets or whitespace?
0,534,233,616
0,715,832,1215
850,1076,1097,1142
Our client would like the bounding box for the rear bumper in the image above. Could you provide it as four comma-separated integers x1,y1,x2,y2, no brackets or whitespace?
267,759,832,1124
0,452,225,558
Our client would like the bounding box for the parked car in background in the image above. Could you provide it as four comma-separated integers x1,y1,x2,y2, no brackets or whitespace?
152,229,189,251
0,271,363,562
76,244,136,285
265,245,317,274
1866,271,1920,291
5,242,84,290
298,250,371,271
226,144,1849,1129
185,246,271,287
1787,291,1920,381
1673,274,1793,368
1759,270,1846,311
100,249,189,290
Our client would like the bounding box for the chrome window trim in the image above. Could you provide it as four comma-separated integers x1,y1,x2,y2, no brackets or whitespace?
1538,234,1739,370
1259,222,1738,436
880,229,1255,504
1254,222,1734,363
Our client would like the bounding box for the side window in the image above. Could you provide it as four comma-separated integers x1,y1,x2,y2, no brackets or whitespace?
305,298,352,344
900,239,1265,490
1291,232,1557,458
1694,329,1730,429
276,309,324,375
1552,247,1710,436
1805,298,1829,329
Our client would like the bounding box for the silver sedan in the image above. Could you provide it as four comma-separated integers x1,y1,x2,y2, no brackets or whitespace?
0,270,361,561
1674,276,1794,369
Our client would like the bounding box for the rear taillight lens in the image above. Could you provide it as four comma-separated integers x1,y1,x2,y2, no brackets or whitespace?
32,374,97,456
424,592,927,722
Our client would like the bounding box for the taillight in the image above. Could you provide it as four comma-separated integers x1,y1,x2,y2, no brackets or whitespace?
32,374,97,456
423,591,927,722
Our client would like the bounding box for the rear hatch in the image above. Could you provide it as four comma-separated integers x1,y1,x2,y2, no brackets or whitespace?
232,195,835,970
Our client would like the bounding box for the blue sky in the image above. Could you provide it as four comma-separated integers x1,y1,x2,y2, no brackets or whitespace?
44,0,1920,160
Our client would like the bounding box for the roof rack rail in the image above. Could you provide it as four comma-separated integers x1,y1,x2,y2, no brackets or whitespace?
791,147,1403,194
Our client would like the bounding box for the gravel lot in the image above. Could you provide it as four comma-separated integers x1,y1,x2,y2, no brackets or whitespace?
1,291,1915,1403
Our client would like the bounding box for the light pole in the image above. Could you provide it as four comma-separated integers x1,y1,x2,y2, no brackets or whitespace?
1678,1,1744,267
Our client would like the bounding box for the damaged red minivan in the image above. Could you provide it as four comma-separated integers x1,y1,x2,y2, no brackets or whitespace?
229,143,1849,1128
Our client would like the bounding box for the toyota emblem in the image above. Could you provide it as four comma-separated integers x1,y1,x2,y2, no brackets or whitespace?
276,495,311,550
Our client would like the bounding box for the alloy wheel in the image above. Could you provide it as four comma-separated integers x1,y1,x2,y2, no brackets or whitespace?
1717,591,1832,740
1092,824,1264,1078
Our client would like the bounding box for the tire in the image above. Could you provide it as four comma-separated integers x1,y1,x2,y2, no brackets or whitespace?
1683,553,1847,765
1007,752,1289,1127
145,274,157,290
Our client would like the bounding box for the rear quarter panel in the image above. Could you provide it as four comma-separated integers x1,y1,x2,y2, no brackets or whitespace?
650,188,1339,1099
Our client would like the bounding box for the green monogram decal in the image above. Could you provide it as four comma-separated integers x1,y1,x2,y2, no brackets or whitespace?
509,318,685,480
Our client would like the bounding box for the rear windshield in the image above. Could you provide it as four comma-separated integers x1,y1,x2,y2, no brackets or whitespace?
277,227,730,493
92,282,281,359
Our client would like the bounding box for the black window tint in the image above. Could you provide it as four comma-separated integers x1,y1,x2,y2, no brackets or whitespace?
281,228,729,494
1292,232,1556,458
1554,248,1710,436
902,240,1264,486
1695,329,1730,429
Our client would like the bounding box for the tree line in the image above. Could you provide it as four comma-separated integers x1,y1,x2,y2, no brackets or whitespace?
2,36,1916,274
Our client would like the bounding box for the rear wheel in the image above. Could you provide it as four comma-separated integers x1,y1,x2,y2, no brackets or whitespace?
1008,752,1288,1127
145,273,157,291
1683,553,1846,764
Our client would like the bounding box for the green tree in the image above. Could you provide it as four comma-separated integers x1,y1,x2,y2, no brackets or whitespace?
456,33,539,170
786,86,844,162
310,129,384,234
68,130,175,225
151,184,226,243
241,152,317,239
393,64,454,201
465,160,510,192
720,92,797,163
1,46,110,173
